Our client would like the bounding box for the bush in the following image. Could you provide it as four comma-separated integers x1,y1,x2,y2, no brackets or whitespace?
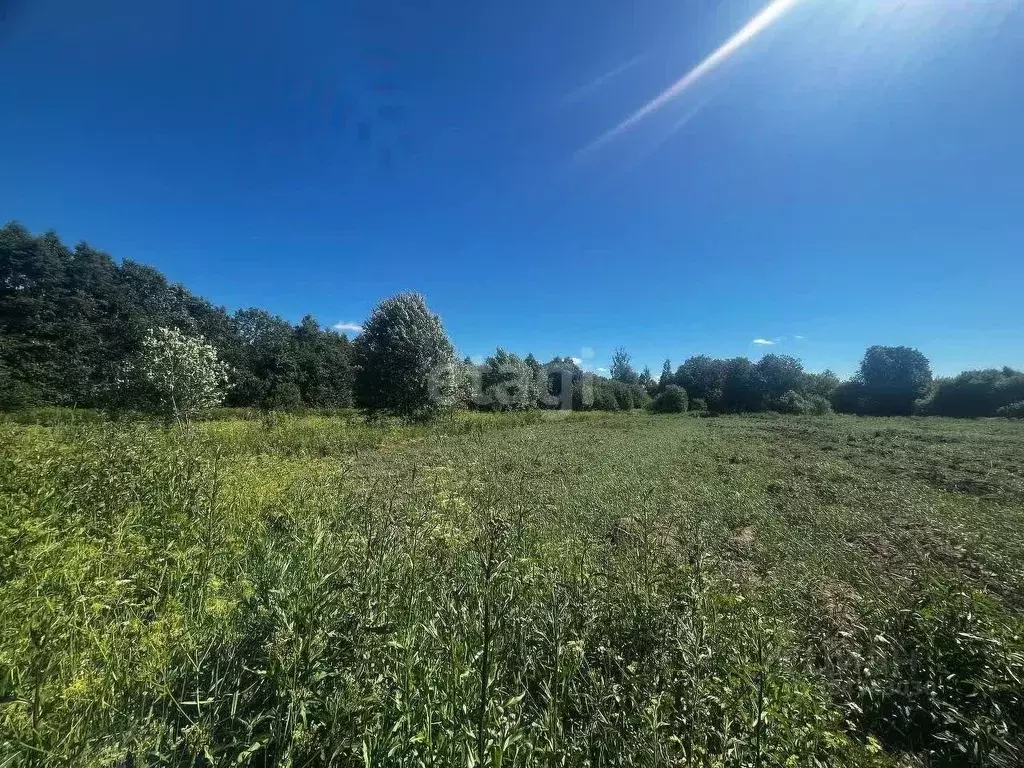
831,381,869,415
690,397,708,413
651,384,688,413
996,401,1024,419
116,326,230,424
769,390,833,416
805,394,833,415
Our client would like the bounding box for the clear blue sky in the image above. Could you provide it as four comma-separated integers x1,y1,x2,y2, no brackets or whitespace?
2,0,1022,377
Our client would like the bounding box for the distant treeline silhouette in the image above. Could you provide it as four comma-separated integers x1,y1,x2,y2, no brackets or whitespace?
2,223,1021,418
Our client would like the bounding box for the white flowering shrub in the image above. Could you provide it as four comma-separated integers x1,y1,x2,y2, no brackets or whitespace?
126,327,230,423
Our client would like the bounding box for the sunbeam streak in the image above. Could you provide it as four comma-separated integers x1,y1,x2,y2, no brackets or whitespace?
562,54,646,104
577,0,804,158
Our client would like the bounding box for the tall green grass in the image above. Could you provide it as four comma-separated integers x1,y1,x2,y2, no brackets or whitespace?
2,414,1022,766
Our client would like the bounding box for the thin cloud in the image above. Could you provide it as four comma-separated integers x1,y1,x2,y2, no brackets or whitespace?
562,54,646,104
333,322,363,334
753,338,776,345
577,0,803,157
794,334,805,340
570,357,584,366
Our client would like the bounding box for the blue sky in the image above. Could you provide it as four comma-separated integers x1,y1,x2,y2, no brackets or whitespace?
2,0,1022,377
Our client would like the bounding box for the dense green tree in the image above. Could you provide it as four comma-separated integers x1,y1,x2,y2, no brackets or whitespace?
354,292,457,420
856,345,933,416
524,353,546,406
0,225,73,404
544,357,584,409
915,368,1024,418
675,356,726,412
638,366,656,396
591,379,619,411
293,315,355,408
454,357,481,409
1,223,351,412
805,369,840,400
481,347,536,411
831,380,870,415
610,347,638,385
230,308,302,410
770,390,832,415
756,354,805,405
659,359,673,391
720,357,762,413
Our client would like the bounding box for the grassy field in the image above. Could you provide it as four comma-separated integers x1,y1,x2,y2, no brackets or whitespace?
2,411,1023,767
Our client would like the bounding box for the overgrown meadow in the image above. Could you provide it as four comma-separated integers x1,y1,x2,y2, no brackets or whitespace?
2,411,1023,767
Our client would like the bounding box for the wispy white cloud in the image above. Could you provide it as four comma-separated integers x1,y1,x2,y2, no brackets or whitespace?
753,338,775,345
563,54,646,104
570,357,583,366
577,0,803,157
794,334,805,340
596,366,608,373
333,322,363,334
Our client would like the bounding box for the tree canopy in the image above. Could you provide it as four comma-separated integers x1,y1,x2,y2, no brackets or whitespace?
354,292,458,420
0,222,357,412
2,222,1020,421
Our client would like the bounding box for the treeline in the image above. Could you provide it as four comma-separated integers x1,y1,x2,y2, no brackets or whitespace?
2,222,1022,419
0,223,353,411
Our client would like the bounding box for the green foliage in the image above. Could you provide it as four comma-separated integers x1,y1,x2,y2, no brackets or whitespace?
996,401,1024,419
542,357,584,410
916,368,1024,418
756,354,805,402
354,292,458,420
720,357,762,413
856,345,933,416
117,326,230,423
805,369,841,400
229,308,303,411
0,406,107,426
651,383,688,413
0,222,1016,425
768,389,832,415
591,377,649,411
831,380,870,414
0,224,355,412
293,314,355,409
674,356,726,412
659,359,673,391
850,585,1024,766
610,346,638,385
638,366,656,396
480,348,538,411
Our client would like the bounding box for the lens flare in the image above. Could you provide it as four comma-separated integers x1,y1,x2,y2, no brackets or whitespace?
578,0,804,158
